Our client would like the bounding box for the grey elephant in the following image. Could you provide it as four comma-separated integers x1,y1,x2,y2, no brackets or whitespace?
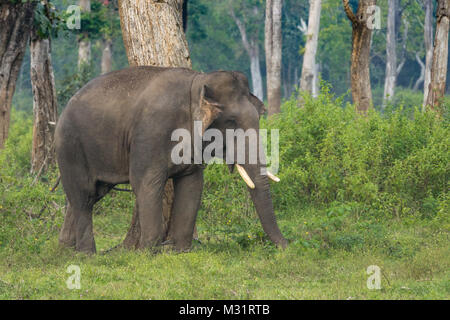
55,66,288,253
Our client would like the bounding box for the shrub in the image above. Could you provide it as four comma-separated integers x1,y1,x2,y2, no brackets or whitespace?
201,86,449,230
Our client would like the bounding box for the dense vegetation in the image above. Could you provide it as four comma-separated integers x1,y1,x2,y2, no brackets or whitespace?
1,89,448,299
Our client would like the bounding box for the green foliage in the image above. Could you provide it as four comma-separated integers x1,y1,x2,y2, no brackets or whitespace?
33,0,66,39
56,62,93,110
0,112,64,255
318,0,352,96
199,87,449,243
72,0,121,41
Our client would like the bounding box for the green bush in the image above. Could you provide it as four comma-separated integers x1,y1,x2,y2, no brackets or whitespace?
0,112,65,254
201,86,449,233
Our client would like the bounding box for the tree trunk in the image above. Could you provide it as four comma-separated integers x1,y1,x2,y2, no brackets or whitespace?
423,0,434,109
117,0,192,250
299,0,322,102
413,51,426,91
101,39,112,74
118,0,191,68
425,0,449,115
249,43,264,101
78,0,91,68
0,1,36,149
265,0,282,116
383,0,397,107
312,62,320,97
343,0,377,114
230,7,264,101
30,29,58,174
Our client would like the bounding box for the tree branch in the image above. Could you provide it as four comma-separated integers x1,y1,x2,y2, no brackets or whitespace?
343,0,358,25
229,6,251,55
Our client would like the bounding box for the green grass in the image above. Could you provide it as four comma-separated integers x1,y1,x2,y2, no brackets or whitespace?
0,192,448,299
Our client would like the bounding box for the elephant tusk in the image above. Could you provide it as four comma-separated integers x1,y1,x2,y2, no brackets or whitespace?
267,170,280,182
235,164,255,189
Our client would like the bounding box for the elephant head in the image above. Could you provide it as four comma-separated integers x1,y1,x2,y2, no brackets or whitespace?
190,71,288,248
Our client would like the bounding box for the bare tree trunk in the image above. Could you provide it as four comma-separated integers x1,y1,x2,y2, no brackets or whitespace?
78,0,91,68
299,0,322,102
293,66,298,95
119,0,191,68
230,7,264,101
0,1,36,149
413,51,426,91
383,0,397,107
312,62,320,97
117,0,192,250
30,29,58,174
396,16,408,77
425,0,449,115
265,0,282,115
249,44,264,101
101,39,112,74
423,0,434,109
343,0,377,114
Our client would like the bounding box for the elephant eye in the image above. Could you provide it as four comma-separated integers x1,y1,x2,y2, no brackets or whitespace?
225,119,236,127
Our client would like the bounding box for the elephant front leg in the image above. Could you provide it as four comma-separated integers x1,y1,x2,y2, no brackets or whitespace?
167,168,204,252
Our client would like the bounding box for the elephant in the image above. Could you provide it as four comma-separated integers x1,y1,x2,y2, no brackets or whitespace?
55,66,288,253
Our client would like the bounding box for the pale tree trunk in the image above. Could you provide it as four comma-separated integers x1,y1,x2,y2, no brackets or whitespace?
413,51,425,91
343,0,377,114
230,7,264,101
312,62,320,97
30,29,58,174
265,0,282,116
383,0,397,107
0,1,36,149
78,0,91,68
425,0,449,115
118,0,192,249
423,0,434,108
299,0,322,102
101,39,112,74
396,16,408,77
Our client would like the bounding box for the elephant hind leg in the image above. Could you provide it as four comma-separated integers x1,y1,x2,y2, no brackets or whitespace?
58,174,98,253
59,182,113,253
73,202,96,253
59,203,76,248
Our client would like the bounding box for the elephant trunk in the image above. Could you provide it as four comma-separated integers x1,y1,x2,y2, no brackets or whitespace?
242,163,287,248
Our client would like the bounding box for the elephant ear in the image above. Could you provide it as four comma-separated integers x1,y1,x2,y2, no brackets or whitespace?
249,93,267,117
231,71,266,117
193,85,223,136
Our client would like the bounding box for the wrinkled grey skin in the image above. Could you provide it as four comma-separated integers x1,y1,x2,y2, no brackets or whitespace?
55,66,288,254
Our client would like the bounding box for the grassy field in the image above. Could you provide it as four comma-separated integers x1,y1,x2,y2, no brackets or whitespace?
0,194,448,299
